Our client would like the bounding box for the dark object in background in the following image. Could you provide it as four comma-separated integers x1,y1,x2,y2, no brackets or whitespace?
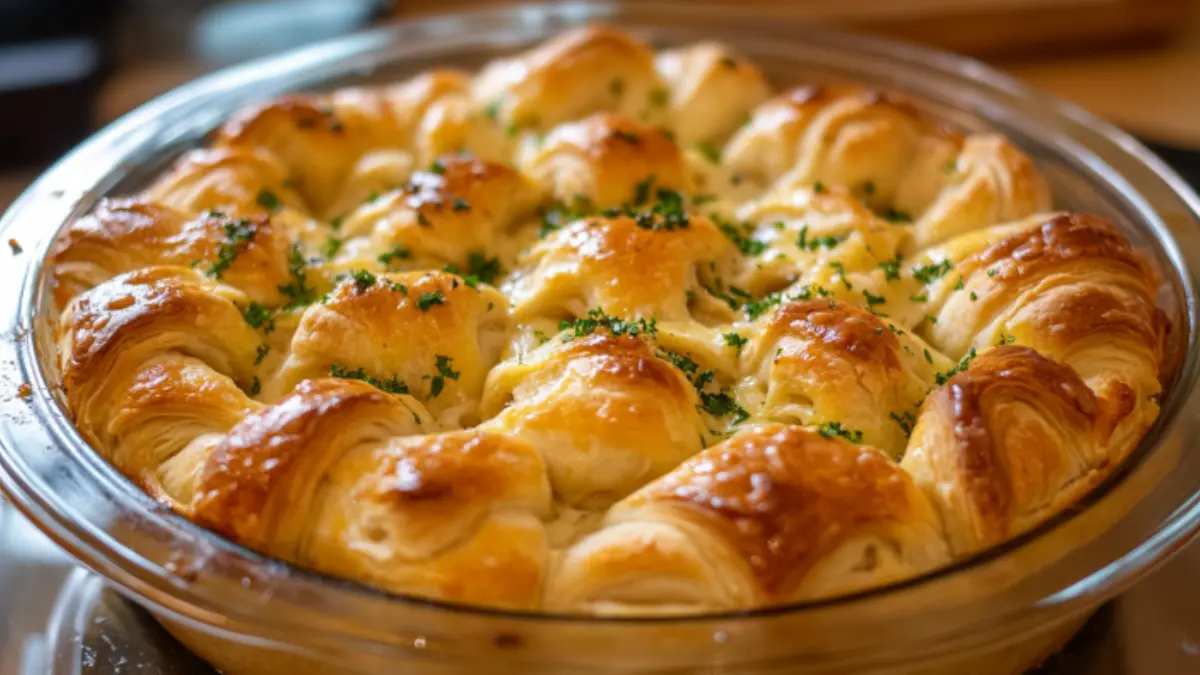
0,0,118,166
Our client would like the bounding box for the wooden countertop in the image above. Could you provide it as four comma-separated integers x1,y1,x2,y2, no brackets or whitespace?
1005,7,1200,148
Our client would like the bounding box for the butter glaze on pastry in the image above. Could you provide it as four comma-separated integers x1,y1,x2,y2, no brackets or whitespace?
49,26,1167,614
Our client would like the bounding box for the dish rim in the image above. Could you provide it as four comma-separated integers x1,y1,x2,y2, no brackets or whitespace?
2,0,1200,645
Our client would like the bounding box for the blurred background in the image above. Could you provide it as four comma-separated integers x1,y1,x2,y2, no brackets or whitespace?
1,0,1199,211
2,1,1200,673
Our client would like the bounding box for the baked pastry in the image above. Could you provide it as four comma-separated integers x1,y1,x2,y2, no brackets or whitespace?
49,25,1167,615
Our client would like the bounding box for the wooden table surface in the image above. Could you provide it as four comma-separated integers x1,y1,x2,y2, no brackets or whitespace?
1006,6,1200,148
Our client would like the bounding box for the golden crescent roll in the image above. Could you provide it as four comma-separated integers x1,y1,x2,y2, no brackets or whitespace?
917,213,1165,458
724,85,1049,246
56,267,266,502
482,333,707,507
900,346,1119,555
506,213,739,324
193,384,548,608
144,146,308,218
742,300,951,459
335,154,539,273
653,42,770,147
548,423,948,614
273,270,509,427
518,113,688,207
473,26,667,132
215,93,404,215
49,26,1170,615
50,199,301,308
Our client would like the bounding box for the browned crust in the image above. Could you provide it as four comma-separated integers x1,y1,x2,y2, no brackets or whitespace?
627,423,919,597
192,378,406,540
938,346,1101,541
764,300,902,371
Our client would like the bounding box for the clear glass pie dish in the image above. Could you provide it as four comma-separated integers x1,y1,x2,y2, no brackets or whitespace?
3,2,1200,673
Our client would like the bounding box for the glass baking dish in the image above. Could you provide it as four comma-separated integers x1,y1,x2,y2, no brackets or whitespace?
3,3,1200,673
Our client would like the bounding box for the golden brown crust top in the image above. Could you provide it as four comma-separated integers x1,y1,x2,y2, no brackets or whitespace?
623,423,925,596
193,377,422,540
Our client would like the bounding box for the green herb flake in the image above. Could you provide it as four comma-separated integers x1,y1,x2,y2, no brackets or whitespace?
256,189,281,213
817,421,863,444
349,269,377,291
416,289,445,311
830,261,852,290
722,331,748,352
696,141,721,164
862,289,886,307
321,235,343,259
878,257,901,281
330,363,409,395
255,344,270,365
242,302,275,333
277,243,319,309
911,259,953,285
935,347,978,385
890,410,916,438
207,218,257,279
378,245,411,267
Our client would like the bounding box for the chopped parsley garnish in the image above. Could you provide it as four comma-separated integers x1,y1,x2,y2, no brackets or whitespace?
330,215,344,230
429,160,446,175
349,269,377,291
206,218,257,279
378,245,411,267
321,235,342,259
277,243,319,309
744,292,783,320
943,160,958,174
429,354,460,398
998,332,1017,345
910,292,928,303
935,347,978,385
330,363,409,395
648,87,669,107
923,348,933,364
256,189,281,212
953,276,965,291
813,181,825,194
880,207,912,223
722,331,748,352
829,261,852,290
248,376,261,397
969,291,978,301
609,77,625,95
987,268,998,278
713,215,765,256
466,251,503,285
483,100,500,120
890,410,916,438
879,257,901,280
817,421,863,444
796,225,842,251
693,194,719,206
416,289,445,311
661,350,700,376
451,197,471,212
242,302,275,333
700,391,749,423
255,344,270,365
860,180,876,196
559,308,658,340
696,141,721,164
911,259,953,284
862,289,886,307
